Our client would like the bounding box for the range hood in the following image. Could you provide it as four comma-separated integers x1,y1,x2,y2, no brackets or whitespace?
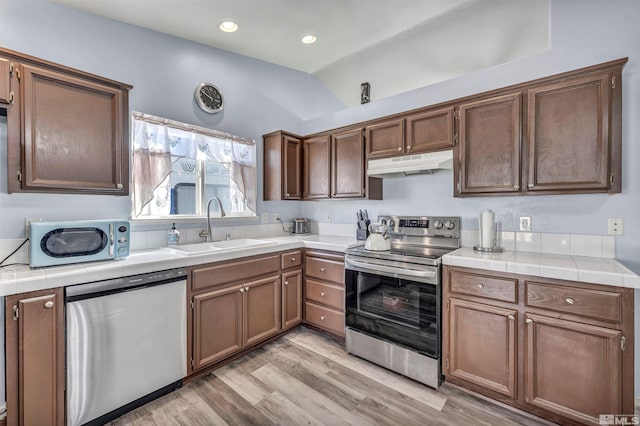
367,150,453,178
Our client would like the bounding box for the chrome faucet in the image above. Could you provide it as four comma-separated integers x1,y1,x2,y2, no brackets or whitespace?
199,196,226,241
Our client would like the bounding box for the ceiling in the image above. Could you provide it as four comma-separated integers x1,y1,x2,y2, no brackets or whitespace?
51,0,549,108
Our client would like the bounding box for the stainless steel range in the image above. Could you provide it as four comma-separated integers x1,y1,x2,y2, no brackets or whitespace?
344,215,460,389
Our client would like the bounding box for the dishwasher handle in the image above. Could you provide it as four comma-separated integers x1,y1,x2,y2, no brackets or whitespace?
66,268,187,302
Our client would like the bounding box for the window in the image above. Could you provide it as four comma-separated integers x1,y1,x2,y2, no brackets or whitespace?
131,112,256,219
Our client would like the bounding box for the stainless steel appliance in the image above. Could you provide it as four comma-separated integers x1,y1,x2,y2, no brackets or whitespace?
293,218,309,234
66,269,187,426
344,215,460,389
30,220,130,267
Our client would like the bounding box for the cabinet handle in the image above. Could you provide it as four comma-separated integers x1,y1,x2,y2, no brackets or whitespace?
320,315,325,321
286,193,290,197
284,281,289,286
526,318,533,324
44,301,54,309
320,292,325,297
116,183,123,190
245,286,250,292
476,283,484,290
240,288,245,293
397,147,402,152
565,297,575,305
320,267,326,272
513,184,520,190
508,314,515,320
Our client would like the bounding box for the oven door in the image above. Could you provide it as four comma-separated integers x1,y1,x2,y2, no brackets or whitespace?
345,259,441,359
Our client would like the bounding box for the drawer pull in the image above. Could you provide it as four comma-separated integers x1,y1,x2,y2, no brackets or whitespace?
320,292,325,297
291,257,296,262
320,267,326,272
240,288,245,293
320,315,325,321
284,281,288,286
526,318,533,324
476,283,484,290
507,315,515,320
44,301,54,309
565,297,575,305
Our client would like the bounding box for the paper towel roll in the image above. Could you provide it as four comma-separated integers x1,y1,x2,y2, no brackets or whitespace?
479,210,495,248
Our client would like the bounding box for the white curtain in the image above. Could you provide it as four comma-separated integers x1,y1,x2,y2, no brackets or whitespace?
132,113,256,216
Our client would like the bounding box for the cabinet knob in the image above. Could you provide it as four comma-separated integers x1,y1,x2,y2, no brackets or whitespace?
116,183,123,190
291,257,296,262
320,267,326,272
284,281,289,286
320,292,325,297
513,184,520,190
44,301,54,309
565,297,575,305
397,147,402,152
508,314,515,320
286,193,290,197
476,283,484,290
526,318,533,324
240,288,245,293
406,145,411,151
320,315,325,321
245,286,250,292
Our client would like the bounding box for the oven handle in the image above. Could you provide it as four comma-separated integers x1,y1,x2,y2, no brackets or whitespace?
345,258,436,279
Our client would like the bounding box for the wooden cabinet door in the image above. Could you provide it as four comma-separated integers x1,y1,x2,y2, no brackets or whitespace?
456,92,522,195
524,313,622,424
406,107,455,154
193,284,243,370
282,134,302,199
282,269,303,330
6,289,64,426
526,71,612,193
0,57,12,104
447,298,517,398
303,136,330,199
365,118,404,159
19,63,127,194
331,128,365,198
244,275,281,347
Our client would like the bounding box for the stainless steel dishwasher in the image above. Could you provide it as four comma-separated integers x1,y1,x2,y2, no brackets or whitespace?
65,268,187,426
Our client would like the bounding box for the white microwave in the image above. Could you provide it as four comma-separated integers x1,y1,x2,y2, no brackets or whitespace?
29,220,130,267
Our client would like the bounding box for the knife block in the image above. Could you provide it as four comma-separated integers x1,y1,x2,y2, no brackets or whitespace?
356,229,369,241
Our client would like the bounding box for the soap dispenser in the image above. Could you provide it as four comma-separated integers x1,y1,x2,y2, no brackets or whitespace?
167,223,180,246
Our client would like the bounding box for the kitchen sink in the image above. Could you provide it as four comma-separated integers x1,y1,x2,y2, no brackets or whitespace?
164,238,276,255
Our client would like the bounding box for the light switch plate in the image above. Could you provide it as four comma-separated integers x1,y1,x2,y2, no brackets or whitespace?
608,218,624,235
519,216,531,232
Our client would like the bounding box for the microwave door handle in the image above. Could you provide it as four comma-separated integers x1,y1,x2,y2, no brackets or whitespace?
346,258,436,279
109,223,115,256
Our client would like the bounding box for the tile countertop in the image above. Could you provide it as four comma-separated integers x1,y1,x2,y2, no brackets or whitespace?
0,235,361,297
443,247,640,289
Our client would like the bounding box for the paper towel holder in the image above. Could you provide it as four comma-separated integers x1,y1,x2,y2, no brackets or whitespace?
473,209,504,253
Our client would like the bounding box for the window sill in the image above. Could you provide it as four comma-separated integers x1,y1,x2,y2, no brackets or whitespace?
130,214,257,228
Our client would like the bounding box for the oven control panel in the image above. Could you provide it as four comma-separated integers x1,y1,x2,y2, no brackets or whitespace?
379,215,460,239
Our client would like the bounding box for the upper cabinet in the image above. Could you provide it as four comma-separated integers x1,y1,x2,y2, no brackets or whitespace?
1,47,132,195
365,107,455,159
455,93,522,196
303,135,331,200
263,131,303,200
526,70,620,194
332,128,367,198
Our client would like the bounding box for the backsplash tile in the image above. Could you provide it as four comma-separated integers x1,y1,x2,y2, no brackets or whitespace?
570,234,602,257
602,236,615,258
541,233,571,255
515,232,542,253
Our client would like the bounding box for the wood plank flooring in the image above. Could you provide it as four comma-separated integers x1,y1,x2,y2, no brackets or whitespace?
111,327,553,426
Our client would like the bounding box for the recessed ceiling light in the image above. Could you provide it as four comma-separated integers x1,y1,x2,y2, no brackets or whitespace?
219,21,238,33
301,34,317,44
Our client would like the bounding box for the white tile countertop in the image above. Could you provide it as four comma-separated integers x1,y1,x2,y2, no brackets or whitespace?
443,247,640,289
0,235,360,297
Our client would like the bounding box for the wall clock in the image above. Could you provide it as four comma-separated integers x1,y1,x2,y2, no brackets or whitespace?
194,82,224,113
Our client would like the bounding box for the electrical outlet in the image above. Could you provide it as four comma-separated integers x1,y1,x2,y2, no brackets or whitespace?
261,212,269,224
519,216,531,232
25,217,43,235
608,218,624,235
274,212,281,222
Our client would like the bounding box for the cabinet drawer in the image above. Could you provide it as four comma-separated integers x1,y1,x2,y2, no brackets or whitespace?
305,256,344,285
192,255,280,292
305,302,344,336
449,271,517,303
281,250,302,270
305,279,344,310
525,281,622,323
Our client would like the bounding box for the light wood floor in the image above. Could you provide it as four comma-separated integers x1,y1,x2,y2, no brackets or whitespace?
112,327,553,426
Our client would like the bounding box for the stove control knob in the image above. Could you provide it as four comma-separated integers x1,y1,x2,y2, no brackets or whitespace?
444,220,456,230
433,220,444,229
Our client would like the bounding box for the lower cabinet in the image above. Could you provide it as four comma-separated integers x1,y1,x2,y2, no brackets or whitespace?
5,288,64,426
524,313,622,424
282,268,303,330
303,250,345,337
443,266,633,425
